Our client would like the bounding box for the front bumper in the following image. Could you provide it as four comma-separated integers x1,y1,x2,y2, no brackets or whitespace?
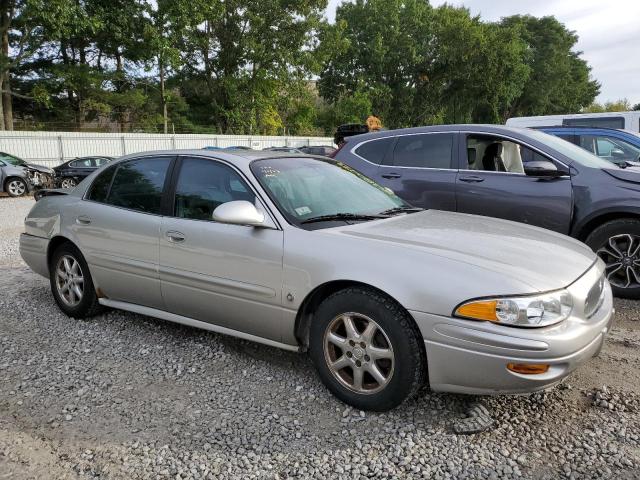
410,262,614,395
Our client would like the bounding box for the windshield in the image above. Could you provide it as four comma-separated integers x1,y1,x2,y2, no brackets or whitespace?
0,152,26,166
524,129,614,168
251,157,408,227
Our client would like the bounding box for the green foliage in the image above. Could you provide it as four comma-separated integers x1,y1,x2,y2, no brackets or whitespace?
3,0,608,134
584,99,632,113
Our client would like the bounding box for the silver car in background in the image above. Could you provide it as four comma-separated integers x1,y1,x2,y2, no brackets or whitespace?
19,150,614,410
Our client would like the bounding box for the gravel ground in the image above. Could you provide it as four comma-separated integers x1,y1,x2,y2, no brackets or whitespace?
1,195,639,479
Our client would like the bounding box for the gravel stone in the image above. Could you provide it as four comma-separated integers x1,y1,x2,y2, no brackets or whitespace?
1,196,640,479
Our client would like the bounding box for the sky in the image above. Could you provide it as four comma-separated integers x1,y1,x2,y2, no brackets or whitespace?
326,0,640,106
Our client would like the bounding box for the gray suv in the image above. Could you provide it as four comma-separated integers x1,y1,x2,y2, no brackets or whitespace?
335,124,640,299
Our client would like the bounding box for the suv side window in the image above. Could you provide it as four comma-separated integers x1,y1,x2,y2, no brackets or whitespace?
466,135,555,174
106,157,171,214
174,157,255,221
354,137,395,164
391,134,453,169
87,165,117,202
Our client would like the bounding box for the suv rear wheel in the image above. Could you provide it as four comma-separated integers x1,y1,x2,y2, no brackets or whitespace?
586,219,640,299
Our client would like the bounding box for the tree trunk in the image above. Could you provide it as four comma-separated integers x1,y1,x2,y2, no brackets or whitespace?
0,76,4,130
3,72,13,130
0,0,10,130
159,55,167,134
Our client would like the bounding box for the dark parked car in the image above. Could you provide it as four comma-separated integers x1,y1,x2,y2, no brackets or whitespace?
537,126,640,166
335,124,640,298
299,145,337,157
53,156,113,189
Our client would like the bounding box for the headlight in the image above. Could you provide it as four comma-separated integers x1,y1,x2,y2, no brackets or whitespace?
454,290,573,328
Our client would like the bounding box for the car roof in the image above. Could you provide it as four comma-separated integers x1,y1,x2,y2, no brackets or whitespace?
115,148,321,167
342,124,535,143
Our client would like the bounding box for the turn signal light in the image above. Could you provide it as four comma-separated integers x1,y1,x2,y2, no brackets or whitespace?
455,300,498,322
507,363,550,375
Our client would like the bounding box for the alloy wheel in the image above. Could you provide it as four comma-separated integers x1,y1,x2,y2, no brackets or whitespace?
55,255,85,307
61,178,77,189
323,312,394,394
597,234,640,288
8,179,26,196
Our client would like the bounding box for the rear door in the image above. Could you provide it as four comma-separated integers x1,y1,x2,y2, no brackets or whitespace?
373,132,458,210
73,156,173,309
455,133,573,234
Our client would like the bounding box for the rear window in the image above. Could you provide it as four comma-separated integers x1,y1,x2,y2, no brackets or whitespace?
87,165,116,202
391,133,454,169
355,137,395,164
106,157,171,214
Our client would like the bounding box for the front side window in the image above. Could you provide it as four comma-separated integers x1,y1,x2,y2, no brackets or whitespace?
94,157,111,166
106,157,171,214
391,134,453,169
466,135,554,174
251,157,407,228
174,157,255,221
579,135,640,161
70,158,93,168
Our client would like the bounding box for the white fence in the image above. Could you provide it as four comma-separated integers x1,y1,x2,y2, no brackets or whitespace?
0,131,334,168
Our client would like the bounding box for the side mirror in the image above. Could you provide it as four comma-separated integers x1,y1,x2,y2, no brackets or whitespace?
524,160,563,177
610,148,625,158
212,200,265,227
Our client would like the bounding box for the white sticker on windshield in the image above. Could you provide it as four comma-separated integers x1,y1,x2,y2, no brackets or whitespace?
295,206,312,216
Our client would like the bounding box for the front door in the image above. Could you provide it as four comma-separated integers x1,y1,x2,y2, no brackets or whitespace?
373,132,458,211
159,156,285,342
455,134,573,234
72,156,173,308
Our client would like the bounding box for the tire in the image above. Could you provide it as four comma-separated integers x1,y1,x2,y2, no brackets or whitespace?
585,219,640,299
60,177,77,189
49,242,103,318
309,287,426,411
5,177,28,197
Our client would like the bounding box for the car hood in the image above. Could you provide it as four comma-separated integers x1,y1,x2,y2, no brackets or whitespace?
328,210,596,291
603,166,640,184
26,163,54,174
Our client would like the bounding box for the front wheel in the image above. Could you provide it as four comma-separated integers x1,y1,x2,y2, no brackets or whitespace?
586,219,640,299
5,178,28,197
309,287,426,411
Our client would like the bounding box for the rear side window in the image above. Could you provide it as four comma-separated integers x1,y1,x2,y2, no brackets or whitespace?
87,165,117,202
355,137,394,164
392,133,454,168
106,157,171,214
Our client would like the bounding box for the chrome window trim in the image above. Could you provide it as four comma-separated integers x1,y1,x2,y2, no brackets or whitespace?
350,131,459,170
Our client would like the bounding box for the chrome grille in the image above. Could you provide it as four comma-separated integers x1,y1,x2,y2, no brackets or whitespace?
585,275,606,319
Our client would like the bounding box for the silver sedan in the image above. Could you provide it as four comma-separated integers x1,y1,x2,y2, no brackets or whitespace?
19,150,614,411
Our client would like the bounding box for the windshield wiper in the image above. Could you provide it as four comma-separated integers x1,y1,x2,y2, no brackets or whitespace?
378,206,424,216
300,213,388,224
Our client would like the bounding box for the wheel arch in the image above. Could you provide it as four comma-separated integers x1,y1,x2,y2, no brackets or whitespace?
573,210,640,241
47,235,77,268
294,279,416,350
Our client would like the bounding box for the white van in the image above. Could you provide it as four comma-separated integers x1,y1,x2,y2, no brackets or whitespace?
506,112,640,132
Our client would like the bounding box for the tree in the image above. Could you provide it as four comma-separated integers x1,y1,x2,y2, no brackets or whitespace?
584,99,632,113
500,15,600,118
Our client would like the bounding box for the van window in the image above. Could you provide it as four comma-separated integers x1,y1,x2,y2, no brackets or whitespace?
391,133,454,169
562,117,625,129
354,137,394,164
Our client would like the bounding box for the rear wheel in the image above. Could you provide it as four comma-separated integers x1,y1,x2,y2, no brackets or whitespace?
309,287,426,411
60,177,77,189
586,219,640,299
49,243,103,318
5,178,27,197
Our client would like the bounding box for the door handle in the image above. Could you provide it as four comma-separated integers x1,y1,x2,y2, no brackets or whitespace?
166,231,185,243
76,215,92,225
458,175,485,183
381,173,402,179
